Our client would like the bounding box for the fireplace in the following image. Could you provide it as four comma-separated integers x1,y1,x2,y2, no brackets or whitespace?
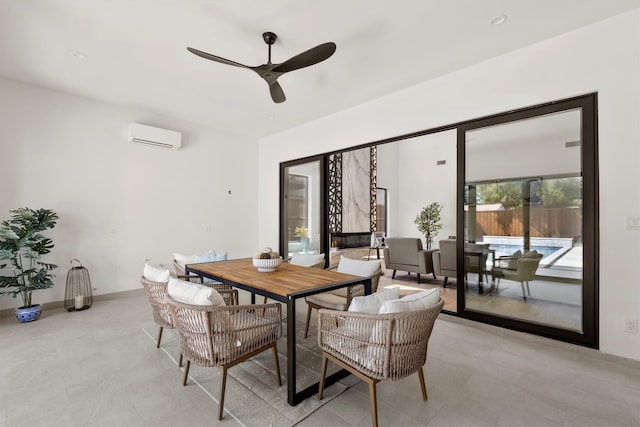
330,232,372,249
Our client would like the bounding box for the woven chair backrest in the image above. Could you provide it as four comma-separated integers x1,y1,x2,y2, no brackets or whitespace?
386,299,443,379
166,296,215,366
140,277,174,329
173,260,186,277
319,299,443,381
166,296,281,367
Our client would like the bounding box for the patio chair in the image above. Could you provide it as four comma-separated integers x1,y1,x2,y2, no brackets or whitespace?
140,277,239,366
166,296,282,420
433,240,491,288
464,242,492,286
432,239,456,287
303,256,382,338
140,277,178,355
382,237,437,283
172,256,238,299
173,261,236,300
173,250,230,285
317,298,444,427
289,252,326,268
173,259,203,283
492,250,543,300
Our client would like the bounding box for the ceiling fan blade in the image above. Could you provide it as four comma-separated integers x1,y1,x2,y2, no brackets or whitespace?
187,47,250,69
269,80,286,103
272,42,336,73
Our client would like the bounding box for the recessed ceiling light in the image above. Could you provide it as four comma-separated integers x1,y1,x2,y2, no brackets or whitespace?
268,115,276,120
490,14,508,25
70,50,87,60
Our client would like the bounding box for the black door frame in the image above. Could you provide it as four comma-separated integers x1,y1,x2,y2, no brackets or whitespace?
279,93,599,348
456,93,598,348
279,155,328,266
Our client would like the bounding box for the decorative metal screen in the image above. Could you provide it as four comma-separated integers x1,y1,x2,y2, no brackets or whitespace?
370,146,377,231
328,153,342,233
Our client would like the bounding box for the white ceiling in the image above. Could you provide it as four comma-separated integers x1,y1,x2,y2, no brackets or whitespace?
0,0,638,139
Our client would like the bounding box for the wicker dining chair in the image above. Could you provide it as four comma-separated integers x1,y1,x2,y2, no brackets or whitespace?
317,298,444,427
172,259,230,286
304,258,382,338
166,296,283,421
140,277,238,365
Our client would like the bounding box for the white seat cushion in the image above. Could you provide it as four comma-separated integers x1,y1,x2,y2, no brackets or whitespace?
506,250,522,269
167,277,225,306
306,292,349,311
348,287,400,313
337,256,381,277
173,249,226,267
143,262,170,283
378,288,440,314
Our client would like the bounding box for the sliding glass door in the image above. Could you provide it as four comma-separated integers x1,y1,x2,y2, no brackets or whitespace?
458,94,597,347
278,94,598,348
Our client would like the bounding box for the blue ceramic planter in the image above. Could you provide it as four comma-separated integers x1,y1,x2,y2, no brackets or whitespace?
15,305,42,323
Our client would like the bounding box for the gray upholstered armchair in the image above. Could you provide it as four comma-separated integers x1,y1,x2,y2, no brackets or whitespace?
433,239,493,288
492,250,543,300
432,239,456,287
382,237,437,283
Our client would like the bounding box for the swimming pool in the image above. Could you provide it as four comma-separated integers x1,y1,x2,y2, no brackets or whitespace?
488,244,565,258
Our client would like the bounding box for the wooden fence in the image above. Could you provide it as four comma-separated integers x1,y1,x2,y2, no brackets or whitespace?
473,208,582,241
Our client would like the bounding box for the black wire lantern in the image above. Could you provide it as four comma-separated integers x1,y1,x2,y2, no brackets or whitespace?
64,259,93,312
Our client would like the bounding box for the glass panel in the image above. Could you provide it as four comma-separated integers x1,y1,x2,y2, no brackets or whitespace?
283,161,322,257
464,109,583,333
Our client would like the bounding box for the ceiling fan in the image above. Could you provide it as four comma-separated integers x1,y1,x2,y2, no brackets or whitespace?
187,32,336,103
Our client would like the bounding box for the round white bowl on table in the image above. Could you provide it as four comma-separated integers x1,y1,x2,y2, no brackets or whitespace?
252,257,283,272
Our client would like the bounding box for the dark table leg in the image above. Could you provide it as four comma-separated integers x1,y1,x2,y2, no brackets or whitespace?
286,278,372,406
287,296,297,405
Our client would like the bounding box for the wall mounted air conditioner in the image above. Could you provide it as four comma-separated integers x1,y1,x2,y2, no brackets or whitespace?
127,123,181,150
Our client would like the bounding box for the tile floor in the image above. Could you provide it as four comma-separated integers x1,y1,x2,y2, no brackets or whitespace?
0,289,638,427
378,268,582,331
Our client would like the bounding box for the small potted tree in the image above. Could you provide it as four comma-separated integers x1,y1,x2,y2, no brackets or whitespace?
0,207,59,322
414,202,443,249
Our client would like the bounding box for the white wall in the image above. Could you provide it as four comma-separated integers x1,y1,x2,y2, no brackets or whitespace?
0,78,259,309
395,131,457,244
258,10,640,360
376,131,457,245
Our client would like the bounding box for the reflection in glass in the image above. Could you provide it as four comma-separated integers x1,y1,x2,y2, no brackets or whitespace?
283,161,321,256
464,109,584,332
376,188,387,235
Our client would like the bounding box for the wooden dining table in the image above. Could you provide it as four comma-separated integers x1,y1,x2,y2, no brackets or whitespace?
185,257,372,406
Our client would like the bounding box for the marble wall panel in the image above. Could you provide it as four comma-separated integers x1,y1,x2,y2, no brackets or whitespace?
342,148,371,232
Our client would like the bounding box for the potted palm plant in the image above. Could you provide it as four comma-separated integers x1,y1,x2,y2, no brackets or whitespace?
0,208,59,322
414,202,443,249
